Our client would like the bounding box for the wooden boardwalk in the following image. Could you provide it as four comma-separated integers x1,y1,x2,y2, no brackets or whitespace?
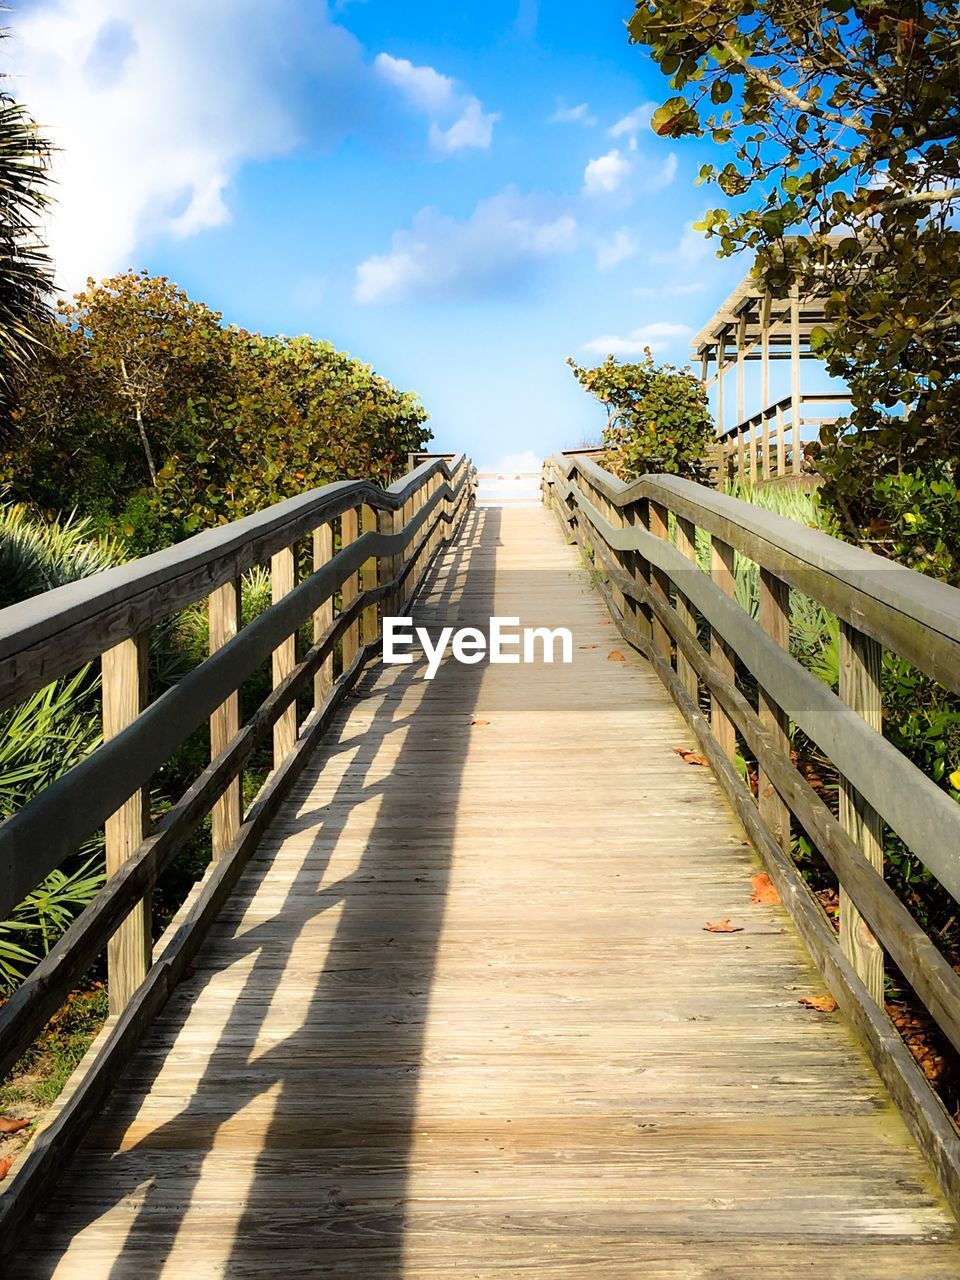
16,504,960,1277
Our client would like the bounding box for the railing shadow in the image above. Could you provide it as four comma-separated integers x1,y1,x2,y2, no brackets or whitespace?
19,505,497,1277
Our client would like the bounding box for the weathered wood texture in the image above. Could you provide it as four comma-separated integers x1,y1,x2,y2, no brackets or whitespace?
12,505,959,1277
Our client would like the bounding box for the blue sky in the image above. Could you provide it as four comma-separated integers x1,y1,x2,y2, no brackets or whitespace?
8,0,777,468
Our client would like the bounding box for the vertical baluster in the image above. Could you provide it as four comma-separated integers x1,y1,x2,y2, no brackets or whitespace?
674,515,699,700
401,490,415,602
360,504,379,647
839,622,885,1003
312,522,333,707
737,427,746,485
709,537,737,761
102,635,151,1014
776,404,787,478
341,507,360,667
271,546,297,769
623,499,652,641
761,409,771,481
749,416,759,486
379,503,402,623
647,500,673,663
758,570,791,851
209,580,241,860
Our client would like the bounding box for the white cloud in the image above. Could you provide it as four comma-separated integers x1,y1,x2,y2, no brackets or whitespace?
375,50,497,155
355,188,577,304
429,99,499,155
584,149,631,196
596,229,636,272
582,321,693,357
10,0,364,293
550,101,597,126
374,53,456,114
610,104,656,138
651,221,712,266
651,152,678,189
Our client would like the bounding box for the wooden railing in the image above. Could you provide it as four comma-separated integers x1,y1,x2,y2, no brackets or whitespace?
0,452,475,1245
542,451,960,1215
717,392,851,484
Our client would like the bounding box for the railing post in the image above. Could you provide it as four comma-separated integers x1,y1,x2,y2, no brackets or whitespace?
839,622,885,1004
758,569,791,851
102,634,151,1014
776,404,787,478
312,522,334,707
647,501,673,663
761,409,772,481
674,515,699,700
360,504,379,646
709,536,737,761
209,579,241,860
623,499,652,641
401,490,415,601
341,507,360,668
271,546,297,768
749,416,759,486
737,428,746,485
379,503,402,622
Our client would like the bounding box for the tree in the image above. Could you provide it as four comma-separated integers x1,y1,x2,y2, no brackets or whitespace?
628,0,960,555
0,38,54,407
4,273,431,550
567,351,715,479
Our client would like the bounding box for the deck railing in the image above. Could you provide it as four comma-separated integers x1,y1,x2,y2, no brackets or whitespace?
543,451,960,1214
0,452,475,1246
716,392,851,484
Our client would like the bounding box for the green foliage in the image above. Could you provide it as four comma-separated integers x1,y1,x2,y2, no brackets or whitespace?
0,667,104,994
0,503,123,607
567,352,714,480
627,0,960,547
868,468,960,586
0,984,108,1111
0,37,54,406
3,272,431,550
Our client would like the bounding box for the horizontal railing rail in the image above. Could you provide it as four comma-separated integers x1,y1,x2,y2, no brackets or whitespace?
542,450,960,1219
0,452,475,1251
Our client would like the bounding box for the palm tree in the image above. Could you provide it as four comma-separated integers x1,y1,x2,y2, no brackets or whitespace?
0,45,53,406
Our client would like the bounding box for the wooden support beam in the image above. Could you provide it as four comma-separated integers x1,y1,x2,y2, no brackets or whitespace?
102,634,151,1015
648,501,673,663
760,290,772,409
360,504,379,645
270,546,297,769
716,334,726,434
758,569,791,852
674,515,699,701
312,523,334,708
839,621,885,1005
791,283,802,475
208,579,241,861
709,537,737,762
736,313,746,423
341,508,360,667
776,404,787,477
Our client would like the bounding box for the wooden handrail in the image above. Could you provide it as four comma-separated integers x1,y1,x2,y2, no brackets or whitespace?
542,450,960,1219
0,453,475,1250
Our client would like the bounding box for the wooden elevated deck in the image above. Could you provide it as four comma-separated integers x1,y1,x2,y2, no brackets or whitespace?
12,502,960,1276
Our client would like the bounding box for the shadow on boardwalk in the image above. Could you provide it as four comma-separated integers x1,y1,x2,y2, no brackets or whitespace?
21,507,498,1278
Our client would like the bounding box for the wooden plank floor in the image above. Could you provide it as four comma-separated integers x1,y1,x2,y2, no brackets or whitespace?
16,504,960,1277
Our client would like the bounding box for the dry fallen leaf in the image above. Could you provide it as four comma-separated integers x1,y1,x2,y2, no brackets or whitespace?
674,748,708,766
0,1157,13,1182
750,873,781,906
607,650,626,662
579,643,599,649
470,719,490,727
0,1117,28,1135
703,918,743,934
799,994,838,1013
